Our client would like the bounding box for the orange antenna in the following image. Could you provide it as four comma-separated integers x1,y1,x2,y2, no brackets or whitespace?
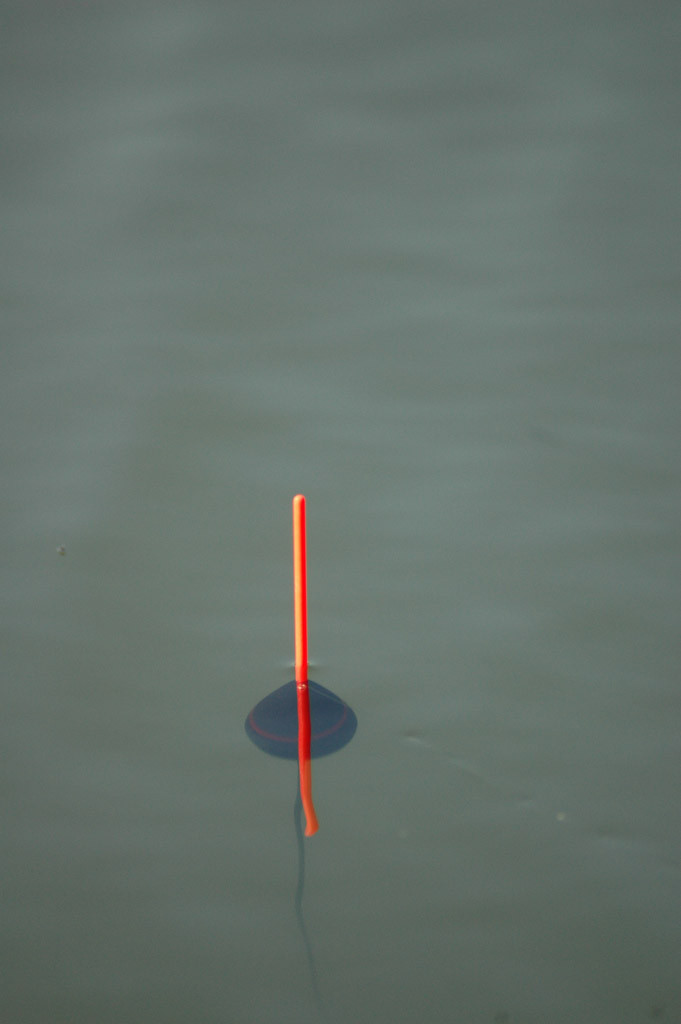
293,495,318,836
293,495,308,686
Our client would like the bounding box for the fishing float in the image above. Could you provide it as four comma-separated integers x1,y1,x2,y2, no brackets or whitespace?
245,495,357,835
293,495,318,834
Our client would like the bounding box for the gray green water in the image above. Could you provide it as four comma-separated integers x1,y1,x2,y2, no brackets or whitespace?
2,2,680,1022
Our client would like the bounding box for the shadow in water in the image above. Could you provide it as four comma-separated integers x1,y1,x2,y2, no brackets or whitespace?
245,680,357,759
245,680,357,1019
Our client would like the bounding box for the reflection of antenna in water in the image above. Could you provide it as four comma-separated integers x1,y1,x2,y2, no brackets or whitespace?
293,781,322,1013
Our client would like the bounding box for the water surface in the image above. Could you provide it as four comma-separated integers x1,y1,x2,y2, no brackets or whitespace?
2,1,679,1022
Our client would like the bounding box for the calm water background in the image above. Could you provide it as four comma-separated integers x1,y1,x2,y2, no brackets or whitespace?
2,1,679,1022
